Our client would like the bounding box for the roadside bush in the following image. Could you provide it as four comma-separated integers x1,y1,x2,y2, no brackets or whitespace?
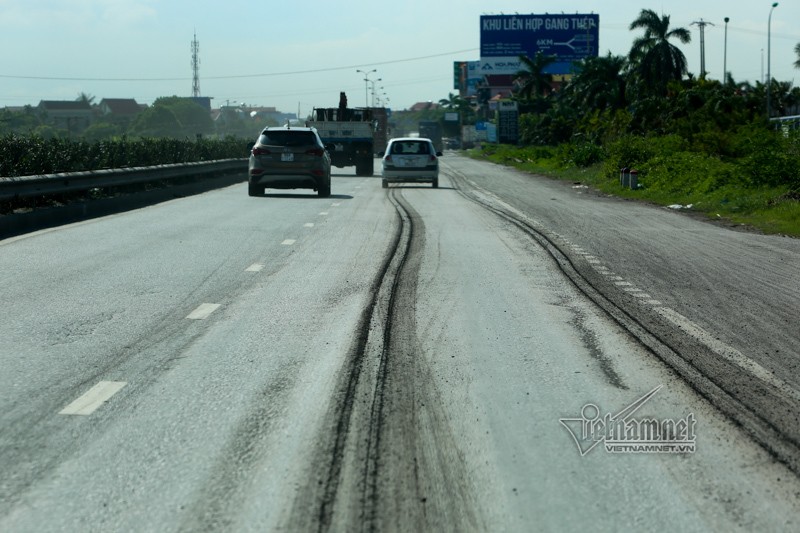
603,134,688,180
559,141,605,167
638,151,738,196
733,125,800,189
0,134,249,177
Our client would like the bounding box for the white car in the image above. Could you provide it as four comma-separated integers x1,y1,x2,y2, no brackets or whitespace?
380,137,442,188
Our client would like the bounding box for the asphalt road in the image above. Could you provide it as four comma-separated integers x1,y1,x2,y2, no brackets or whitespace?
0,157,798,531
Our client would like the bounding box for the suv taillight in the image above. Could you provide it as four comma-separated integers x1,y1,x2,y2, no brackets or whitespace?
252,146,271,156
306,148,324,157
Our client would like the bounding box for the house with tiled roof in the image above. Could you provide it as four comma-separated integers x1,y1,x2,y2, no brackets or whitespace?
98,98,142,117
409,101,439,112
37,100,93,134
97,98,144,127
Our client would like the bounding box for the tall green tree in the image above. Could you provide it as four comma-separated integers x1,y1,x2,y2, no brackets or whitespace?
129,106,182,137
437,91,475,125
794,42,800,69
76,92,95,105
628,9,691,97
513,52,556,101
438,92,463,109
565,53,628,111
152,96,214,137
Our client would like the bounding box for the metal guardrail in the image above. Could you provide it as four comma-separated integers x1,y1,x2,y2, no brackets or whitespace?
0,159,246,201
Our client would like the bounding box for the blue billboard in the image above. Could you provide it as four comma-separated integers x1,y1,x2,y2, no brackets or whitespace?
480,14,599,75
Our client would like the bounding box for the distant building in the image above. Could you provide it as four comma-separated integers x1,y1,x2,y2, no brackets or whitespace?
189,96,212,112
37,100,93,134
475,75,515,107
97,98,144,127
409,102,440,112
215,105,296,127
249,106,296,125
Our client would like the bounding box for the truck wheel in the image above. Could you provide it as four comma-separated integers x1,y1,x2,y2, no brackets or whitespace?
318,181,331,198
432,178,439,189
355,157,373,176
382,179,388,189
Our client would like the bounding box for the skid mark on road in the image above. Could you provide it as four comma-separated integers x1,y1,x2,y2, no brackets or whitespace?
444,163,800,476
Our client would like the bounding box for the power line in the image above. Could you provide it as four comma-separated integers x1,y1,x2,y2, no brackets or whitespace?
0,48,479,83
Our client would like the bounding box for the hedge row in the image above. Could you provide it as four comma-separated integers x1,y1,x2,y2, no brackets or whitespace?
0,135,249,177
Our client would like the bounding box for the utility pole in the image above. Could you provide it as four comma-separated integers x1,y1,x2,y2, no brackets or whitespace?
723,17,729,85
767,2,779,119
191,31,201,97
691,19,714,78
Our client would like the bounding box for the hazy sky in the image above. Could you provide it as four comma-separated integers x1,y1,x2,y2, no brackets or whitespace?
0,0,798,115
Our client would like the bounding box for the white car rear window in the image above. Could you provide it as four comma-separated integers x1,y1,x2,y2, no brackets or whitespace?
391,141,430,155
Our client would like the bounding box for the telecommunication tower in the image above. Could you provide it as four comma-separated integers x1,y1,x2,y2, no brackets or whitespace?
191,31,201,97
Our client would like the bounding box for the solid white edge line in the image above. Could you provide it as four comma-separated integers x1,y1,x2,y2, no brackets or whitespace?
59,381,127,415
654,306,800,403
186,303,221,320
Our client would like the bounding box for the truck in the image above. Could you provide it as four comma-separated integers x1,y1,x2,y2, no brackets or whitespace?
307,93,386,176
418,120,443,152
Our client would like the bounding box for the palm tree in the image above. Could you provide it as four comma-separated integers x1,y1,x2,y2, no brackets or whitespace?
76,92,96,105
438,92,464,109
513,52,556,101
628,9,691,97
566,53,628,111
794,42,800,69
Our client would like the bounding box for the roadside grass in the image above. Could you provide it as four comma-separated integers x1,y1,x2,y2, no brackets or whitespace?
467,144,800,237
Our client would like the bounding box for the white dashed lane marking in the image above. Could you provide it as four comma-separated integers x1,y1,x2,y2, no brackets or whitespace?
319,212,329,216
281,239,296,246
186,303,221,320
245,264,264,272
304,223,315,228
59,381,127,415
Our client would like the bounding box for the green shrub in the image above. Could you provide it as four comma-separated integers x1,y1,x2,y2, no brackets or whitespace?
638,152,737,196
603,134,688,179
560,142,605,167
0,134,249,177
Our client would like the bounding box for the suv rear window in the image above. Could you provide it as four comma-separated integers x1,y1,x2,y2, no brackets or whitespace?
259,131,318,147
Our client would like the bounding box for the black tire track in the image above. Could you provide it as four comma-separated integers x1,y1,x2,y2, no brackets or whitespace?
445,164,800,477
289,187,482,532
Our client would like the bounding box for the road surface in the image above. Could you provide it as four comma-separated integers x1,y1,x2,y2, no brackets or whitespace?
0,155,798,531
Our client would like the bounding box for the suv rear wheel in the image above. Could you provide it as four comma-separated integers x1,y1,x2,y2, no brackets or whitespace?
318,179,331,197
248,182,264,197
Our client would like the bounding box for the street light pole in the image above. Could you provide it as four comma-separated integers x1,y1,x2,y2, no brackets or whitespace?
368,79,382,107
723,17,729,85
767,2,778,118
356,69,377,108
